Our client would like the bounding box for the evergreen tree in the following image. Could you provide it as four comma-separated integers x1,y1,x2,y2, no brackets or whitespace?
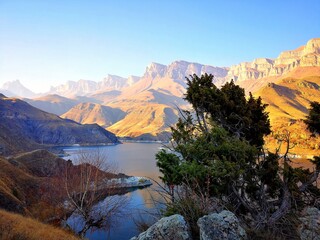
184,74,270,148
156,74,320,235
304,101,320,135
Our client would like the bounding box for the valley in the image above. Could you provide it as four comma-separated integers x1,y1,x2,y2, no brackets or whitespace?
1,1,320,238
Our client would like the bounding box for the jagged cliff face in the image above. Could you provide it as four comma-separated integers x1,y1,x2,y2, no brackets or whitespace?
49,75,139,97
46,39,320,99
228,38,320,82
47,61,229,98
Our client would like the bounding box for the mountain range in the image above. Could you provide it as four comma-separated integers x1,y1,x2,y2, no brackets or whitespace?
1,38,319,153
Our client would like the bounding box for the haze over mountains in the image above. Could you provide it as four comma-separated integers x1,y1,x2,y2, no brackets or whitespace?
1,38,320,147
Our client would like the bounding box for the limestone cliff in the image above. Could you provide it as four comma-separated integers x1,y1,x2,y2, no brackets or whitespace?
228,38,320,82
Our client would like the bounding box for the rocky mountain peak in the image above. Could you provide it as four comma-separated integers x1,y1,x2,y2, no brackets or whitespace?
144,62,167,78
49,79,98,97
1,79,36,98
304,38,320,55
166,61,197,78
99,74,127,90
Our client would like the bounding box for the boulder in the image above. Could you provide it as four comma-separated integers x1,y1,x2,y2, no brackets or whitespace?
197,210,247,240
130,214,192,240
298,207,320,240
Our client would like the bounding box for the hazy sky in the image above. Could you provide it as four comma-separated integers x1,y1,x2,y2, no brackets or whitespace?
1,0,320,92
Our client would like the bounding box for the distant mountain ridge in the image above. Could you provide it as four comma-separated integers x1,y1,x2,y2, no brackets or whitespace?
0,80,36,98
2,38,320,145
44,38,320,98
24,94,80,115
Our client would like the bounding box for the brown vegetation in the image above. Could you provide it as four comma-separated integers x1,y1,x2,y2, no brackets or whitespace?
0,209,79,240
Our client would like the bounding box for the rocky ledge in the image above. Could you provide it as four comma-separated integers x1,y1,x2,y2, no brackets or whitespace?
101,176,152,189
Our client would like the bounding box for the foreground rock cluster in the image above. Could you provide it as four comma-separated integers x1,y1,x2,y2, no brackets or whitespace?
131,208,320,240
131,211,246,240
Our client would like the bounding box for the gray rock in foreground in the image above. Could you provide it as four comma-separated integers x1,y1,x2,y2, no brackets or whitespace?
298,207,320,240
197,210,247,240
130,214,192,240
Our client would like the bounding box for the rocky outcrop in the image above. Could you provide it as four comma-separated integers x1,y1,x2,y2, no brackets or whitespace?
131,214,192,240
98,74,139,90
298,207,320,240
197,211,247,240
49,75,138,97
131,211,247,240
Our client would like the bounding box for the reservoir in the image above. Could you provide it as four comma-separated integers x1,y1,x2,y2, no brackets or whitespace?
62,142,163,240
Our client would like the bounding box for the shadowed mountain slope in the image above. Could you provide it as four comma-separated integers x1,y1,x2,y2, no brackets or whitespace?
0,95,119,155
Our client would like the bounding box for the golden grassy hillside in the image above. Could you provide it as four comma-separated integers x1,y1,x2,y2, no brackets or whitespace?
255,75,320,155
107,101,178,140
61,102,126,128
0,209,79,240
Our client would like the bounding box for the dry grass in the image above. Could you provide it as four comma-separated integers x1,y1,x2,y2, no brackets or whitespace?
107,102,178,138
254,75,320,156
0,209,79,240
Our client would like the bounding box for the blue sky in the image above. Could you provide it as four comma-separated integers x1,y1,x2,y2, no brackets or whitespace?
1,0,320,92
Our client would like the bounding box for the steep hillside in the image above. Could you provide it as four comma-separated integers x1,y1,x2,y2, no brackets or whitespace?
24,94,79,115
0,209,80,240
0,156,39,213
0,95,119,155
255,77,319,121
61,102,126,128
107,102,178,140
255,76,320,155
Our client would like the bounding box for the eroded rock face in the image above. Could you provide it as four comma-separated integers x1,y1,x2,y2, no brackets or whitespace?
228,38,320,82
197,210,247,240
298,207,320,240
130,214,192,240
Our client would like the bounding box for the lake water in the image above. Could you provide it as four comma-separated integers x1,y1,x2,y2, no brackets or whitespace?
62,142,164,240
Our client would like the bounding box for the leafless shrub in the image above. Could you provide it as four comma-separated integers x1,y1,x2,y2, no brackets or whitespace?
64,149,128,237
